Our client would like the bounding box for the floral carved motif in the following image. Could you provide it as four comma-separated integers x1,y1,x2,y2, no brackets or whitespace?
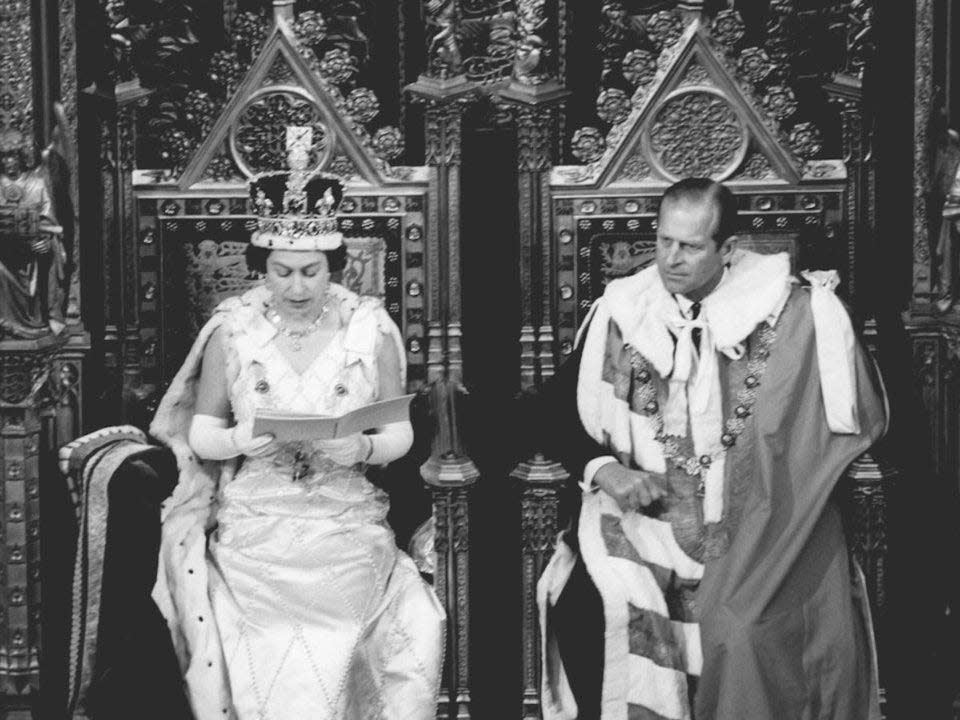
371,126,404,161
762,85,798,121
710,9,745,51
618,155,652,182
344,88,381,124
571,127,606,164
788,121,823,160
741,153,774,180
318,48,359,86
622,49,657,88
645,10,683,49
737,47,774,85
648,91,747,180
596,88,632,126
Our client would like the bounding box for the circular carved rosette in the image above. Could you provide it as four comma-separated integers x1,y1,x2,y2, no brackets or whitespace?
622,49,658,88
230,88,333,177
571,127,606,163
596,88,632,126
787,121,824,160
646,10,684,49
645,89,748,182
711,9,746,50
737,47,774,85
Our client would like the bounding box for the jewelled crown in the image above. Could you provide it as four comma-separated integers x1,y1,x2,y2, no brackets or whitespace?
249,126,344,251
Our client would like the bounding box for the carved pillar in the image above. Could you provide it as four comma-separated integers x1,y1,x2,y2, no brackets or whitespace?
500,0,569,389
499,9,571,715
913,0,935,306
511,455,568,720
112,82,153,422
407,13,479,709
845,453,896,615
824,79,864,301
406,0,478,386
420,380,479,720
0,335,79,720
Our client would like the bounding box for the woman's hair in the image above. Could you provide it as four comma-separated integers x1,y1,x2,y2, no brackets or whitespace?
245,243,348,275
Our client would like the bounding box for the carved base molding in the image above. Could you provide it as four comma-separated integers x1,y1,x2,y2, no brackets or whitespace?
0,333,86,720
424,454,479,720
511,453,568,720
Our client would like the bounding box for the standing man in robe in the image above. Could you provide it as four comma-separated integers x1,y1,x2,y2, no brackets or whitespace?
538,178,886,720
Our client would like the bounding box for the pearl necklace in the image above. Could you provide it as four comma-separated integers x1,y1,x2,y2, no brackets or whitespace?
266,301,330,351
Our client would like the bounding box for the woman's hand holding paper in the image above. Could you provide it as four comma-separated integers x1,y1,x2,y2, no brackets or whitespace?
316,433,372,466
231,419,276,457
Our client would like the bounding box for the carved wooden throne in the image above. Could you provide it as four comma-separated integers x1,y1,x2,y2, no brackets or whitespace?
512,9,886,718
62,9,474,719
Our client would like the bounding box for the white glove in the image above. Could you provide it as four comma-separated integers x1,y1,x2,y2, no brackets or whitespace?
316,433,372,467
231,419,275,457
188,414,274,460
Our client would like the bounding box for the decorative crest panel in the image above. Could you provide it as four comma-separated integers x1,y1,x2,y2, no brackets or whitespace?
177,20,420,190
554,17,845,189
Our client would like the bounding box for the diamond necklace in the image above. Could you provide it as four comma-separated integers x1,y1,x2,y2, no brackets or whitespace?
266,301,330,351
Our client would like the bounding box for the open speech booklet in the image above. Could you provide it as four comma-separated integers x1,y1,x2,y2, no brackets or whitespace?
252,394,415,442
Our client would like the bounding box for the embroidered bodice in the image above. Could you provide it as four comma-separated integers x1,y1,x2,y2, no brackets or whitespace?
214,283,395,522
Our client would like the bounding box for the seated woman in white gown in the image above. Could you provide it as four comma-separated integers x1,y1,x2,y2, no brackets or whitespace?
148,170,445,720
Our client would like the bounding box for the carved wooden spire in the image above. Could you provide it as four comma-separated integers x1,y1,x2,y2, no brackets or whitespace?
273,0,294,25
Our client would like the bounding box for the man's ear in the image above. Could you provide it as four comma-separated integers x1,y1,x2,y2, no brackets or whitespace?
719,235,737,262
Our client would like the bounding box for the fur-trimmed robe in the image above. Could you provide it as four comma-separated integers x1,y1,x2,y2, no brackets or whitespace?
539,251,887,720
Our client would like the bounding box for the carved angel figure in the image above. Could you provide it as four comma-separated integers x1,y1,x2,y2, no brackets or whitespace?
0,116,72,339
425,0,461,78
934,126,960,313
513,0,550,85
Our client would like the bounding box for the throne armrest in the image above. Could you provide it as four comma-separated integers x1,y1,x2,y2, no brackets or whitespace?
62,426,189,719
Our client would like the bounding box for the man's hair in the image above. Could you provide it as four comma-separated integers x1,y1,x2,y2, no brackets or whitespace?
659,177,738,248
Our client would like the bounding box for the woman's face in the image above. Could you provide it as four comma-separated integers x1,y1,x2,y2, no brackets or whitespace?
264,250,331,319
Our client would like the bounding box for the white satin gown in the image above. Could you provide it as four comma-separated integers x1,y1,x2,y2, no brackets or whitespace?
197,286,444,719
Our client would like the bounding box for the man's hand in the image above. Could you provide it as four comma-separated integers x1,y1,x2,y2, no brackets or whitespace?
30,236,51,254
594,462,667,513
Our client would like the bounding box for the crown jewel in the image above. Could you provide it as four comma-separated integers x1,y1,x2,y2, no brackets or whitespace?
249,125,344,251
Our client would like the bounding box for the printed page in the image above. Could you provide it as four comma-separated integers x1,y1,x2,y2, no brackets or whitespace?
335,394,415,436
252,394,415,442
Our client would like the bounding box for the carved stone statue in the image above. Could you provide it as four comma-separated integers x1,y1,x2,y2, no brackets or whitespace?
935,128,960,313
0,129,67,338
512,0,549,86
425,0,462,79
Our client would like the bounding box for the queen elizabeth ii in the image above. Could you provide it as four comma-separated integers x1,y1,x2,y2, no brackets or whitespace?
149,164,444,719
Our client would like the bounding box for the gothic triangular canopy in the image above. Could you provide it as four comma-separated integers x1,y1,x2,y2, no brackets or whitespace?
178,19,394,190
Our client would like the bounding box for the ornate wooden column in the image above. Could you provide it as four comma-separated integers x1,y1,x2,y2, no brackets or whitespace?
406,4,479,718
511,455,568,720
501,0,569,389
0,335,80,720
500,3,571,716
913,0,935,309
420,383,479,720
115,82,154,421
0,1,84,716
405,0,477,385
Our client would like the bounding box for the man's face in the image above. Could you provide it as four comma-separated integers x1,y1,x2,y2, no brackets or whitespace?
655,197,735,300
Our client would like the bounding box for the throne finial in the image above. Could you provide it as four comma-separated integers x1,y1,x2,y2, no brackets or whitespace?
273,0,295,25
